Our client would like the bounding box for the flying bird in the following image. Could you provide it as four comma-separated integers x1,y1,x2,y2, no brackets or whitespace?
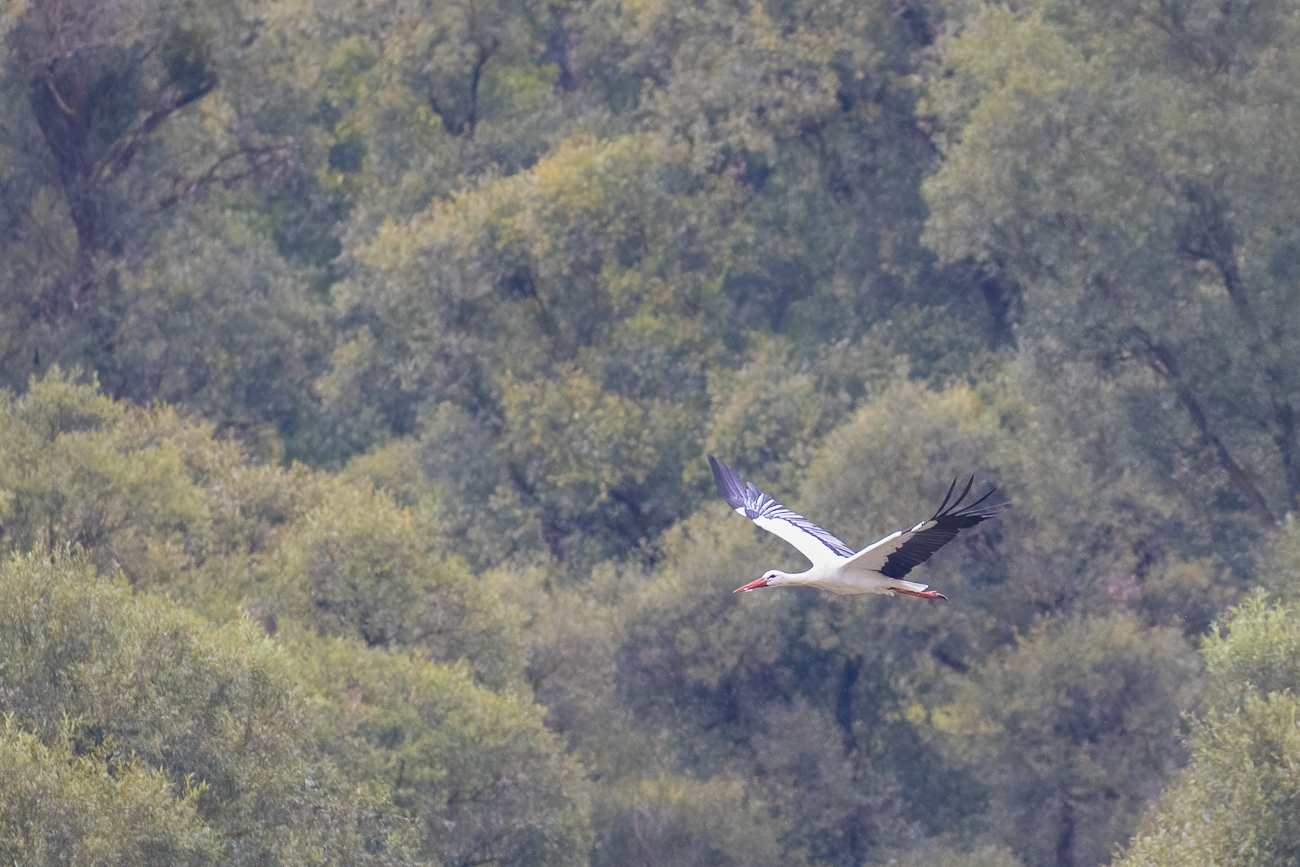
709,456,1004,599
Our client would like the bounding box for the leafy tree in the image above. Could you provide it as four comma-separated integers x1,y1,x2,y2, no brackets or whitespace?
0,368,336,601
0,719,222,867
375,0,553,141
0,0,293,363
702,334,864,487
324,131,747,570
793,375,1237,632
590,773,796,867
1117,591,1300,867
872,843,1024,867
0,369,208,576
600,506,944,864
0,0,346,457
248,482,527,688
1259,515,1300,602
922,0,1300,526
586,382,1021,865
0,547,410,865
255,0,572,231
5,1,1291,866
571,0,1009,351
0,369,530,689
536,371,1231,866
937,615,1200,867
0,372,589,865
286,629,592,867
103,209,334,463
318,0,1018,572
7,0,236,295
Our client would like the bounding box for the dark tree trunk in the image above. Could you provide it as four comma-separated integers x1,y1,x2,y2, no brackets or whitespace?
836,655,862,754
1055,797,1075,867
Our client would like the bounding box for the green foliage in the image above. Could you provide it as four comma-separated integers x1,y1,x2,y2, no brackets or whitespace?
591,774,796,867
249,482,526,688
1120,691,1300,867
0,369,596,864
0,718,222,867
0,370,530,693
1259,515,1300,602
103,208,334,463
703,335,856,485
1200,589,1300,710
594,385,1021,863
0,370,208,576
575,0,966,345
322,131,747,570
548,372,1236,866
936,615,1200,867
286,630,591,867
0,368,335,608
1117,593,1300,867
5,0,1297,862
495,365,700,565
873,843,1024,867
0,547,407,865
0,719,220,867
0,0,339,454
922,0,1300,525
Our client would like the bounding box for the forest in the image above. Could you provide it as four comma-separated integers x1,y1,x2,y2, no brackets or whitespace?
2,0,1300,864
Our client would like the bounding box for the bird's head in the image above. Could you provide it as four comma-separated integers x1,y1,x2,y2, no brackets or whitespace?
734,570,784,593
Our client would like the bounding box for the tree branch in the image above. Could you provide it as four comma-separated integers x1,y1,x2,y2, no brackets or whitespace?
1178,185,1300,513
1132,328,1277,527
153,140,295,213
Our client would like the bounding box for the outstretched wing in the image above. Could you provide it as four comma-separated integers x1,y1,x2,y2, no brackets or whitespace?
710,456,854,566
847,477,1005,579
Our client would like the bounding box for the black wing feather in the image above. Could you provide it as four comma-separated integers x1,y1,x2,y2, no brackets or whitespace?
878,476,1005,580
709,455,751,512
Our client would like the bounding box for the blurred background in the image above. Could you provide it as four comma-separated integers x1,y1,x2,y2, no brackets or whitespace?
2,0,1300,864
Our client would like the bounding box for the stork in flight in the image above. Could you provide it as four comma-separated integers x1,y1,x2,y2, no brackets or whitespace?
709,456,1004,599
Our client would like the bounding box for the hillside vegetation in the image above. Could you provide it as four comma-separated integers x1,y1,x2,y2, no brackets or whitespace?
3,0,1300,865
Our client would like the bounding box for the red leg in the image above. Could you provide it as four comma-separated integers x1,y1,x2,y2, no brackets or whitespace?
893,588,948,601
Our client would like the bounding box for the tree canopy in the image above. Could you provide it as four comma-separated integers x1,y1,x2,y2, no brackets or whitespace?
2,0,1300,864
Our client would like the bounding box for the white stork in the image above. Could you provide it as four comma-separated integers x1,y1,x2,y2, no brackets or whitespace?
710,456,1004,599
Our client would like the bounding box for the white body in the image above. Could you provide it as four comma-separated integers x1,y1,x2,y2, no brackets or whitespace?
747,510,940,596
709,456,1003,600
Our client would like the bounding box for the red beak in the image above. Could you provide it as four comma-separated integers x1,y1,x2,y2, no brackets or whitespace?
734,577,770,593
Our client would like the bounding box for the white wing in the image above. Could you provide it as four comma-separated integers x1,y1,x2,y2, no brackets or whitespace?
710,457,853,567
